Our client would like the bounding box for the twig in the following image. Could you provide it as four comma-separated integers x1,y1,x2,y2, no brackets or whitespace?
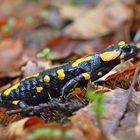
128,66,140,98
126,66,140,111
6,99,85,116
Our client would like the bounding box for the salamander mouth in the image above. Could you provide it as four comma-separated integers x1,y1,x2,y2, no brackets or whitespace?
123,48,138,61
0,96,3,107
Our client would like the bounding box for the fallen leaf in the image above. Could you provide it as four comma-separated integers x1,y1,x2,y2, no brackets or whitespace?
6,118,29,139
6,117,74,140
23,116,44,129
46,35,115,60
0,38,25,78
0,16,7,26
63,0,133,39
0,108,22,126
101,89,129,135
0,124,6,140
70,103,113,139
119,111,137,129
104,64,139,89
60,5,88,21
116,112,140,140
6,117,44,140
70,85,137,136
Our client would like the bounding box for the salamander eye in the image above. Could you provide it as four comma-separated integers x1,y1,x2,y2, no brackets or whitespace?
124,45,131,52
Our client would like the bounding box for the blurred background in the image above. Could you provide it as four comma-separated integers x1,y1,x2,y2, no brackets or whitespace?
0,1,140,140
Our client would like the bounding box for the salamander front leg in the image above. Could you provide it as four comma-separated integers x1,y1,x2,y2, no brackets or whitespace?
18,101,28,109
12,100,28,108
60,72,91,100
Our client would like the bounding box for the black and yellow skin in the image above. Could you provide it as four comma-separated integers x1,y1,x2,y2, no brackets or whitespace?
0,41,138,110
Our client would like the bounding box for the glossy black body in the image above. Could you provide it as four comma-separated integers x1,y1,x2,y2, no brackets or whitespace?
0,43,138,108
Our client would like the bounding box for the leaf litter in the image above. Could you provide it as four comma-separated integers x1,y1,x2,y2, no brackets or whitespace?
0,0,140,140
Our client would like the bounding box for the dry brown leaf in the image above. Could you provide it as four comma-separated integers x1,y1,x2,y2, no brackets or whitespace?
0,108,22,126
0,124,7,140
135,113,140,137
103,66,140,137
104,64,139,89
6,117,44,140
6,117,75,140
116,112,140,140
70,88,131,136
127,90,140,111
60,5,88,21
63,0,133,39
0,38,26,78
0,39,22,63
119,111,137,129
6,118,28,139
47,35,116,60
70,107,110,140
0,16,7,26
101,89,129,135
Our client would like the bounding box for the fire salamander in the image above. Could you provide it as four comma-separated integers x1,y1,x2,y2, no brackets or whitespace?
0,41,138,110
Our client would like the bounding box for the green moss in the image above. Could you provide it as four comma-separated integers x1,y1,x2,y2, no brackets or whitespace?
53,129,63,137
86,88,106,121
40,9,48,19
25,16,34,24
37,48,55,60
64,129,73,137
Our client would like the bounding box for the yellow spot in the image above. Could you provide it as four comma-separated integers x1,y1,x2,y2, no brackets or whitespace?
120,54,124,59
22,73,40,81
12,100,20,105
72,56,92,67
4,83,20,95
97,72,102,77
36,87,43,93
44,75,50,82
82,73,90,80
57,69,65,80
100,50,120,61
118,41,125,48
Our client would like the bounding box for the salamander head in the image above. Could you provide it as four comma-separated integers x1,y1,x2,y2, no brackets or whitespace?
118,42,138,61
90,41,139,80
99,41,138,63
